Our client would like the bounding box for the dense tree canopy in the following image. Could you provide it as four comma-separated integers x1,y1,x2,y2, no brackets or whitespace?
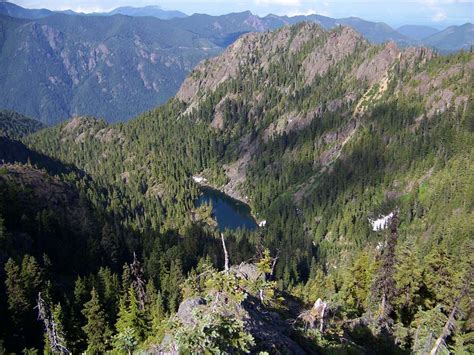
0,23,472,353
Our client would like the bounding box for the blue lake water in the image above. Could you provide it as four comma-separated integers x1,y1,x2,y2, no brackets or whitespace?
196,187,257,231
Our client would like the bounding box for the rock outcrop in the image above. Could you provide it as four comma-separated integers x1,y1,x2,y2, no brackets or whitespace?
155,263,306,354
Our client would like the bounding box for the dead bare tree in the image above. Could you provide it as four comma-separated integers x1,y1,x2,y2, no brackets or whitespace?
130,252,147,311
36,292,70,354
298,298,329,333
221,233,230,272
430,264,473,355
269,249,280,280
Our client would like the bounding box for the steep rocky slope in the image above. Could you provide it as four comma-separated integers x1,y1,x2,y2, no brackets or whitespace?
177,23,471,203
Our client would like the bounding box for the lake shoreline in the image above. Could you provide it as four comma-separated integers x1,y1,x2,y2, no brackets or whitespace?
193,175,267,227
193,177,262,231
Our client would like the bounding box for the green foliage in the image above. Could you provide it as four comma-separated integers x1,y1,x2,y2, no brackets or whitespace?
393,242,424,322
256,249,272,274
115,288,148,347
410,305,447,354
204,271,247,304
113,327,138,355
340,251,377,315
172,308,255,354
4,255,45,350
81,288,112,353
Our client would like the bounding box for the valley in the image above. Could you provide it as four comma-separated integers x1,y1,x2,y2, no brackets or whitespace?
0,4,472,354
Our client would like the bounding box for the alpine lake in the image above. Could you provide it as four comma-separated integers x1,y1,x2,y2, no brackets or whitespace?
195,186,258,231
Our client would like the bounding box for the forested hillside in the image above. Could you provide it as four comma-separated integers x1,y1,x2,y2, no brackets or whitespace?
1,23,473,353
0,14,223,124
0,110,44,139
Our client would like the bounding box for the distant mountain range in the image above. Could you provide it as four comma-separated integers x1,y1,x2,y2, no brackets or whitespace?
0,1,53,19
396,25,439,41
2,2,471,48
0,2,187,19
0,13,224,124
423,23,474,52
105,6,187,19
0,2,472,124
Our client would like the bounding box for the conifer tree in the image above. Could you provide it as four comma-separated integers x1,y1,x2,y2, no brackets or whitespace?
114,287,147,352
145,280,165,337
370,213,399,329
341,251,376,315
4,258,29,325
81,288,112,353
422,246,456,308
122,264,132,296
69,276,88,352
394,241,423,323
130,253,147,311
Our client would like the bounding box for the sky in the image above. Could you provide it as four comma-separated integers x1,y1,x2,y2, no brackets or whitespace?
13,0,474,28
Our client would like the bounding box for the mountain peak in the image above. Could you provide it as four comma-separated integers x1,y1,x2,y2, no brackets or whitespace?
177,23,367,104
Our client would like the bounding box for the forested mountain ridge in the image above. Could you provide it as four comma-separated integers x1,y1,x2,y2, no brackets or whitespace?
0,13,223,124
422,23,474,53
0,1,54,19
396,25,439,41
0,2,187,19
0,110,44,139
1,3,470,125
0,134,238,353
175,22,473,258
2,22,473,353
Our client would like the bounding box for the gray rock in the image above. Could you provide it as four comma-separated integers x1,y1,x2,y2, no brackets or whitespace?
176,296,206,326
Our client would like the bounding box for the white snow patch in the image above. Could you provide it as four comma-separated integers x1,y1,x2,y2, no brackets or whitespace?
192,176,207,184
369,212,394,231
258,220,267,227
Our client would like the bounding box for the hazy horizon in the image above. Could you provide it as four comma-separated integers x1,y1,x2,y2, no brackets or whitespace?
10,0,474,28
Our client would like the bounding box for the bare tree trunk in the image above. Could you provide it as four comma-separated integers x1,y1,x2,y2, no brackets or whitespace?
221,233,229,272
36,292,70,354
131,252,147,310
319,302,327,332
430,305,456,355
414,325,421,351
430,270,471,355
270,250,280,280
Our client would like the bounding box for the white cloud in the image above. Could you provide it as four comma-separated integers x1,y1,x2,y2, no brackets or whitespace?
432,8,448,21
285,8,331,17
255,0,302,6
286,8,316,16
420,0,450,22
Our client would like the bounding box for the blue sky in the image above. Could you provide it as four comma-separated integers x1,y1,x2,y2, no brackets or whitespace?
14,0,474,28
